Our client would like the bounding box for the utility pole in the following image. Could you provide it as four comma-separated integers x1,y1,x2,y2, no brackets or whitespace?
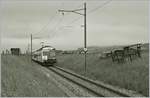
84,3,87,75
28,44,30,55
31,34,32,61
59,2,87,75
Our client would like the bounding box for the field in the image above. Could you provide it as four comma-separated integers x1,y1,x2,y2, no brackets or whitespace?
1,45,149,96
57,51,149,96
1,55,68,97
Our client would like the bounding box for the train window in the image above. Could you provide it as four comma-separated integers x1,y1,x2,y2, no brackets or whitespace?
43,51,49,56
50,51,55,56
43,50,55,56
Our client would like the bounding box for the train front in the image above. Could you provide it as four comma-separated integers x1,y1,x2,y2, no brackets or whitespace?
42,47,57,65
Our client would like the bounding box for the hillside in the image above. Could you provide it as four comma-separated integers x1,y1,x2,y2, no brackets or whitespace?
77,43,149,53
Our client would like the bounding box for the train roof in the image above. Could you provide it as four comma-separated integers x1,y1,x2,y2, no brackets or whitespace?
33,46,55,53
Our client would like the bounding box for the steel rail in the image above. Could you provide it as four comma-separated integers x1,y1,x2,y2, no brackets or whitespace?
48,67,104,97
49,66,144,97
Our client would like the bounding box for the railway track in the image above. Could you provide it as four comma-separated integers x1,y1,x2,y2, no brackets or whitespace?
48,66,144,97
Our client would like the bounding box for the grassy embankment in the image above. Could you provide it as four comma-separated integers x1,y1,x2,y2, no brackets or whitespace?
1,55,67,97
57,51,149,96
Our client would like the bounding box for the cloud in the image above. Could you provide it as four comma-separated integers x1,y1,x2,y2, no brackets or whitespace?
0,0,148,51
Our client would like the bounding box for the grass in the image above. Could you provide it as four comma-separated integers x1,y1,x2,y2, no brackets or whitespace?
56,51,149,96
1,55,67,97
1,51,148,96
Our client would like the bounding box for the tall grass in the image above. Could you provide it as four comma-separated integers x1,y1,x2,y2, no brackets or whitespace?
57,52,149,96
1,55,67,97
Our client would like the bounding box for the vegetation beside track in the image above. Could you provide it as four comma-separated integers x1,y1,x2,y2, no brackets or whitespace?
1,55,67,97
57,51,149,96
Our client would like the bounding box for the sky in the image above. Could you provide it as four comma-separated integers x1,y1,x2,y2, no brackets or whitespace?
0,0,149,53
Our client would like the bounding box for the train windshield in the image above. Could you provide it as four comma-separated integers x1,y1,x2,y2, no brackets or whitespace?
43,50,55,57
49,50,55,56
43,51,49,56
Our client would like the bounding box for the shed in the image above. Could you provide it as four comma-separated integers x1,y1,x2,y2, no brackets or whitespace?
11,48,20,55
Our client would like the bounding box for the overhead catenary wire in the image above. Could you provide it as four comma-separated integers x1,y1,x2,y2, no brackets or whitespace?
65,0,112,26
32,1,112,39
33,3,79,39
33,3,83,38
49,1,112,38
31,3,65,53
48,15,64,38
33,11,58,36
88,0,112,14
47,3,84,37
32,1,112,37
32,2,66,36
56,3,85,27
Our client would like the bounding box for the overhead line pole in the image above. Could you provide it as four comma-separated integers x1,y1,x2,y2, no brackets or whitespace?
59,2,87,76
31,34,32,61
84,3,87,76
30,35,43,62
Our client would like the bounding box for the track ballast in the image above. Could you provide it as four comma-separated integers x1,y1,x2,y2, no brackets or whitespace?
48,66,144,97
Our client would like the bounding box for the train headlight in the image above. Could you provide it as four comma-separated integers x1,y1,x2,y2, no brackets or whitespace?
42,56,48,60
50,57,55,60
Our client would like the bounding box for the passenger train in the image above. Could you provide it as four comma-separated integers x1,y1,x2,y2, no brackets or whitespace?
32,46,57,66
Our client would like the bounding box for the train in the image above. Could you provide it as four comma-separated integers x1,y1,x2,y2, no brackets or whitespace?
32,46,57,66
